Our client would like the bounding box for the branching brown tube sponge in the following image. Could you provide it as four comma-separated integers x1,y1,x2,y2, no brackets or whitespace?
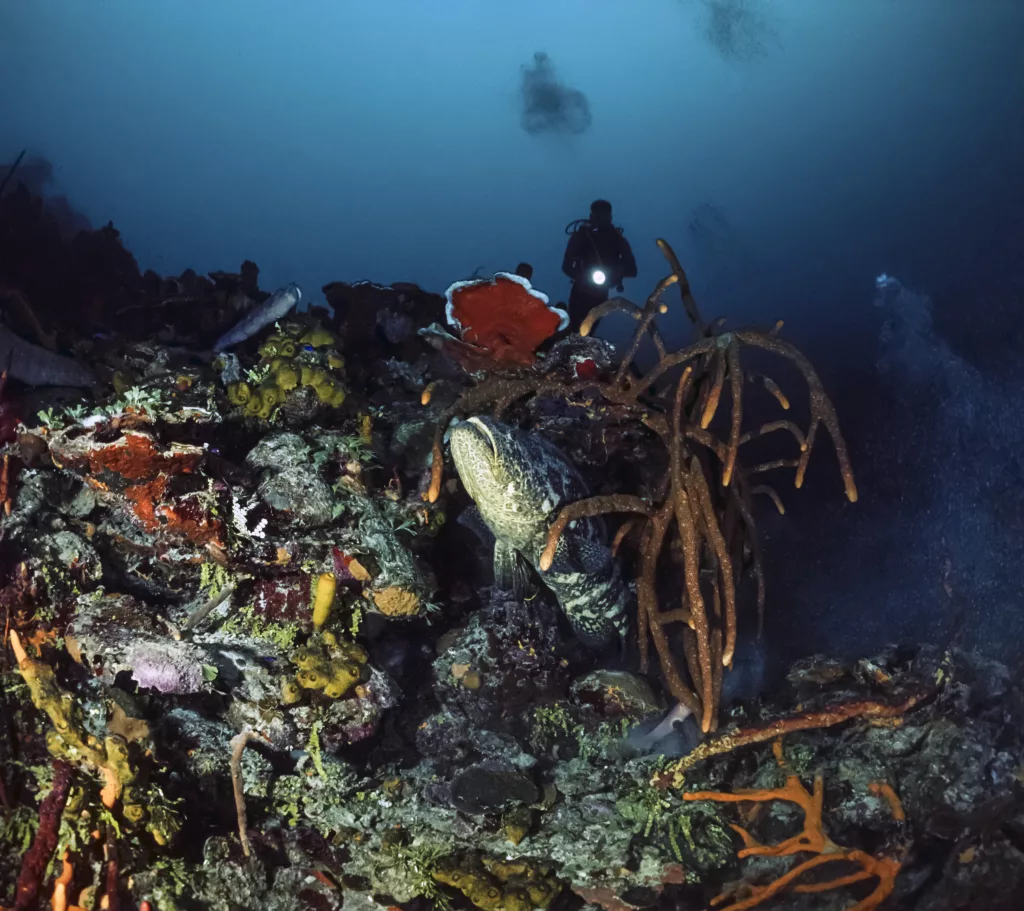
425,238,856,734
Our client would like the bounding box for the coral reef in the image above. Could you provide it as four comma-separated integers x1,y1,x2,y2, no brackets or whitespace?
1,178,1021,911
425,240,856,733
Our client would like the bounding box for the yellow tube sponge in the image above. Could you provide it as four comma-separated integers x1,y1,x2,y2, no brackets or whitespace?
274,363,300,392
313,381,339,404
285,637,369,702
302,367,328,389
323,663,363,698
299,327,336,348
259,385,282,408
227,381,251,405
312,571,336,629
281,679,303,704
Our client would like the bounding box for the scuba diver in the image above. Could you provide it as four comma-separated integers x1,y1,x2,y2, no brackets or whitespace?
561,199,637,328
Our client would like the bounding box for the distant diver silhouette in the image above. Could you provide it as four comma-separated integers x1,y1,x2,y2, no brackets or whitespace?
561,200,637,328
519,52,592,136
513,262,534,281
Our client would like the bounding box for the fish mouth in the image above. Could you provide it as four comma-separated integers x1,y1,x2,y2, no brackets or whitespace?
466,416,500,460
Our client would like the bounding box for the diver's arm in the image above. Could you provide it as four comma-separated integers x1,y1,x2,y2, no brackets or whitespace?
562,233,583,280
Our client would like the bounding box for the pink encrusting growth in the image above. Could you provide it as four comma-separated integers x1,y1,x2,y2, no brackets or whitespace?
443,272,568,367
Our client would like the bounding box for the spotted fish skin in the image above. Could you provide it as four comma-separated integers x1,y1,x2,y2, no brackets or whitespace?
450,415,630,648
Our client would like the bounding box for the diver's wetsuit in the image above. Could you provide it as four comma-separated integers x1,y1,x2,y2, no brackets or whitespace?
562,223,637,328
566,281,610,330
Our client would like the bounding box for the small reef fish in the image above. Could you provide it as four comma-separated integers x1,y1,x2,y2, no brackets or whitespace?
449,415,630,648
213,283,302,352
0,325,94,386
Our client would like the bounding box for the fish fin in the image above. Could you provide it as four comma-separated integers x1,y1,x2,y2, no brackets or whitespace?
492,540,516,591
618,619,640,666
493,541,533,599
511,550,535,600
456,506,494,549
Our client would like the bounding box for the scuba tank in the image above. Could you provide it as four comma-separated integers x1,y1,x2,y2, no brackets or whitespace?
564,217,625,237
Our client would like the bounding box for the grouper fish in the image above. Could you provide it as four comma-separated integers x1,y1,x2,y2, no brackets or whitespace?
449,415,631,648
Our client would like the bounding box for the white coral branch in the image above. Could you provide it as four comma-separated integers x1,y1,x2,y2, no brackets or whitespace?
231,494,267,539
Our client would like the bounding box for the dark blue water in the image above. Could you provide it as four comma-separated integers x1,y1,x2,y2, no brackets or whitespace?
3,0,1022,668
